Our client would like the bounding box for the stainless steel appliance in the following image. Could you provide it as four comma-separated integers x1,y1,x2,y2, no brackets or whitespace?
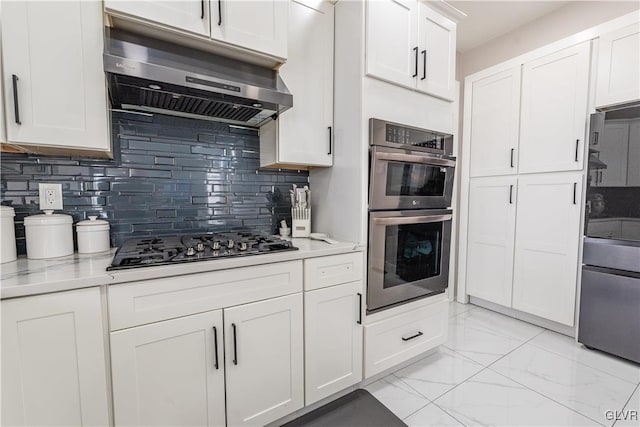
578,104,640,363
367,119,455,313
104,28,292,127
107,232,297,271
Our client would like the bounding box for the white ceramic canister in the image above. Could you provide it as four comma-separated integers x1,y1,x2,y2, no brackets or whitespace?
24,210,74,259
76,216,110,254
1,206,17,263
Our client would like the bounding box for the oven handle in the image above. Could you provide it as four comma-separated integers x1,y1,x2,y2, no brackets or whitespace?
373,214,452,225
375,151,455,167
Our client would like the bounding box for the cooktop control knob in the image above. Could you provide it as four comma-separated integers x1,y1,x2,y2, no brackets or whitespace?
196,242,205,252
227,240,235,249
186,247,196,256
212,241,221,250
239,241,248,251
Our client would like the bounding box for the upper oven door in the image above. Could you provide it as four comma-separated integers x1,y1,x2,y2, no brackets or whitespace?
370,146,456,210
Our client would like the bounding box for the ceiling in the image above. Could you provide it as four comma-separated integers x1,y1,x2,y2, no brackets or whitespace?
448,1,570,53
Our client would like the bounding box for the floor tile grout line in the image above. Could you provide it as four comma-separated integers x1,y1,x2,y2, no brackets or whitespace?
431,400,469,426
612,382,640,427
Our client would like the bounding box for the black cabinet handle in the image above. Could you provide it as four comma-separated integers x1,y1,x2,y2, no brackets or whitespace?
12,74,21,125
599,170,603,183
231,323,238,365
217,0,222,26
575,139,580,162
593,132,599,146
402,331,423,342
421,50,426,80
357,293,362,325
412,46,418,77
201,0,205,19
212,326,219,370
328,126,332,155
573,182,577,205
509,184,513,204
510,148,515,168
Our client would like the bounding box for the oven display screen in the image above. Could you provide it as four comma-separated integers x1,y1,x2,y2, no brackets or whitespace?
385,124,444,150
383,222,442,288
386,162,446,197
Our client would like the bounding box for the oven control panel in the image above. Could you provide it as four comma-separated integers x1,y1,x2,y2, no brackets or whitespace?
370,118,453,155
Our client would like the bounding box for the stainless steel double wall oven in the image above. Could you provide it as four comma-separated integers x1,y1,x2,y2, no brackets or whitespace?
367,119,455,313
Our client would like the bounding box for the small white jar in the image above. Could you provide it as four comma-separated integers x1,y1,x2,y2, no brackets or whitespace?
1,206,17,263
24,211,74,259
76,216,110,254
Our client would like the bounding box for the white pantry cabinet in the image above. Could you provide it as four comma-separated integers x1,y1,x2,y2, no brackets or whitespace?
211,0,288,60
518,42,590,174
469,67,521,177
304,280,363,405
2,0,110,153
110,310,226,427
260,0,334,168
512,172,583,326
466,176,517,307
366,0,456,101
1,288,110,427
595,22,640,108
104,0,210,37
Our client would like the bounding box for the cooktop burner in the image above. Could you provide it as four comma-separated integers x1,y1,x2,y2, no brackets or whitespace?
107,231,298,271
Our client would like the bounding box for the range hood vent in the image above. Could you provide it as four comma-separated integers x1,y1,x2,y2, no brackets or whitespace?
104,28,292,127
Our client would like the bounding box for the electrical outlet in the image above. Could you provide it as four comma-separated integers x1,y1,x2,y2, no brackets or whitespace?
38,183,63,211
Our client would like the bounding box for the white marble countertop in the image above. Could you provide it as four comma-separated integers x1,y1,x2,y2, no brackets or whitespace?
0,238,363,300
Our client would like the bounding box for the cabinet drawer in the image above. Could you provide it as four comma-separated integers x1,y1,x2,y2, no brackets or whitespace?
364,298,448,378
304,252,363,291
108,261,302,330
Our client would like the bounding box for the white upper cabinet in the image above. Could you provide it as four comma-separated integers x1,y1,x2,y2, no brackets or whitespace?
366,0,456,101
211,0,288,59
469,67,521,177
595,22,640,108
598,122,630,186
519,42,590,174
104,0,210,36
2,288,110,427
466,176,517,307
416,4,456,100
512,172,583,326
366,0,419,89
261,0,334,168
2,1,109,153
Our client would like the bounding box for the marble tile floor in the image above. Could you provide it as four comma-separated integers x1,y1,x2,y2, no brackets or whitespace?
366,302,640,427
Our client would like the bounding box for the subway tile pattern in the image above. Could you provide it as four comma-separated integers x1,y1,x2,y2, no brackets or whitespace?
0,112,308,254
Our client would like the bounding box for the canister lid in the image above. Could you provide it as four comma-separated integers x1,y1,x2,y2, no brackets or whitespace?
76,216,110,231
24,211,73,226
0,206,15,218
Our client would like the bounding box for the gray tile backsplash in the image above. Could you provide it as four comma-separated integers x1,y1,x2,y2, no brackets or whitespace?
1,112,308,255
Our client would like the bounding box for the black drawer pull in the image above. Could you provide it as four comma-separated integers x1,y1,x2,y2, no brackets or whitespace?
412,46,418,77
357,293,362,325
421,50,426,80
212,326,219,370
328,126,332,155
575,139,580,162
12,74,21,125
217,0,222,26
573,182,577,205
231,323,238,365
510,148,515,168
509,184,514,204
402,331,423,341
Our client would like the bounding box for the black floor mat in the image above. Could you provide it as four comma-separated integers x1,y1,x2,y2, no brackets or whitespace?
281,389,407,427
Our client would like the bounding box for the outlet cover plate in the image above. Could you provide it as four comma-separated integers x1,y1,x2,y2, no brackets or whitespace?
39,183,63,211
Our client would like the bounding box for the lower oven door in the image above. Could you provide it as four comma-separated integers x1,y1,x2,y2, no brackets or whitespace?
367,209,452,313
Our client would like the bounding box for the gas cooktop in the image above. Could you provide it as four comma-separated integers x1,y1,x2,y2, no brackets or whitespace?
107,231,298,271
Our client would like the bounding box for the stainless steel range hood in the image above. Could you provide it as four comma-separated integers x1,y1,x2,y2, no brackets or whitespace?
104,28,292,127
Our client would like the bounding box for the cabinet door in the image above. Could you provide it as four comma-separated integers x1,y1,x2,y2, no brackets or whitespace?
595,22,640,108
466,176,517,307
277,0,333,167
598,122,630,186
519,43,590,174
104,0,210,36
627,120,640,186
305,281,363,405
2,1,109,151
225,293,303,426
512,172,583,326
366,0,419,89
416,4,456,101
1,288,109,427
211,0,288,59
110,310,225,427
469,67,522,177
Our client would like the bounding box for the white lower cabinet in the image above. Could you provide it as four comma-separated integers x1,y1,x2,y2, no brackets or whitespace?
110,310,226,427
304,281,363,405
1,288,110,427
512,172,583,326
224,293,304,427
